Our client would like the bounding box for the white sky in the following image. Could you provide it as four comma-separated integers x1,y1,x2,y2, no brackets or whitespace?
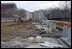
1,1,60,12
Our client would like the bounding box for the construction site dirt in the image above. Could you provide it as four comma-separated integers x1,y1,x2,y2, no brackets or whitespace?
1,22,71,48
1,21,37,41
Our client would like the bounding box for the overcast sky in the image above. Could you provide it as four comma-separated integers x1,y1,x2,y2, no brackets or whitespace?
1,1,61,12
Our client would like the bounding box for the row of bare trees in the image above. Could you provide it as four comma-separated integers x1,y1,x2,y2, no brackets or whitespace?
45,1,71,21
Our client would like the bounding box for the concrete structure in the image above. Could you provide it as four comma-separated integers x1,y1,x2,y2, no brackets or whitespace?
49,22,56,32
32,10,46,22
46,21,56,33
59,26,71,47
68,28,71,42
25,11,33,21
62,26,68,37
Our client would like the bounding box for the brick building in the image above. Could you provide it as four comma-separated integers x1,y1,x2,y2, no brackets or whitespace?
1,3,17,14
1,3,17,22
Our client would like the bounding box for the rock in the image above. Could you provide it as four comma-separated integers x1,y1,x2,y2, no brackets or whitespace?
35,36,42,43
27,37,35,43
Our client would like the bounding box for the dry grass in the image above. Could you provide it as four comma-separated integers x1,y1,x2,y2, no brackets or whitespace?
1,21,36,41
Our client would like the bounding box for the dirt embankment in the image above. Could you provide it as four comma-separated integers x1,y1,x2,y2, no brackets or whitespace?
1,21,36,41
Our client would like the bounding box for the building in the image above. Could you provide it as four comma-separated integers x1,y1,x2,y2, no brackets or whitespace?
1,3,17,14
1,3,17,22
32,10,46,22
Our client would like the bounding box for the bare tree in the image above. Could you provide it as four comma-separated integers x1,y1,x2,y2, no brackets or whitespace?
59,1,71,9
